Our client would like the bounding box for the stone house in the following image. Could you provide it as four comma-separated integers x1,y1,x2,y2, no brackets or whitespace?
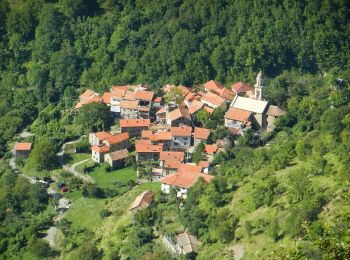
129,190,154,215
120,119,151,137
14,142,32,158
166,107,192,127
135,143,163,162
193,127,211,146
91,145,110,163
104,149,129,169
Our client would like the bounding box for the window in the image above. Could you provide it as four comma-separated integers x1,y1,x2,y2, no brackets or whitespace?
184,142,187,145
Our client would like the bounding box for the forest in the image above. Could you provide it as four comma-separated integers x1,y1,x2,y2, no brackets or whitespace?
0,0,350,259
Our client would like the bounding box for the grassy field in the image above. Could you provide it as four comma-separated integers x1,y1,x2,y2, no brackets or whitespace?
64,153,90,167
87,166,137,189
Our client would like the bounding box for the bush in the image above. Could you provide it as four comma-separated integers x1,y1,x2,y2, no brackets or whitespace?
75,139,90,153
99,209,111,218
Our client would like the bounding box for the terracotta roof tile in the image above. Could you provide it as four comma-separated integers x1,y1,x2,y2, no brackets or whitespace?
111,86,129,92
160,171,213,189
94,131,112,140
231,82,253,93
102,92,111,104
201,92,226,107
168,107,191,121
225,108,251,122
205,144,219,155
135,91,154,102
75,95,102,109
227,127,241,135
204,106,214,114
204,80,224,92
188,100,204,114
198,161,209,168
135,144,163,153
124,91,136,100
107,148,129,161
153,96,162,103
120,100,138,109
160,151,184,162
142,130,153,139
91,145,110,153
156,131,172,140
110,89,126,98
171,126,192,137
120,119,150,128
194,127,211,140
130,190,154,210
156,107,167,115
79,89,97,100
14,142,32,151
105,132,129,145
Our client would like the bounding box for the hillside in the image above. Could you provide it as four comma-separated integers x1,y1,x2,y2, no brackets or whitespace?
0,0,349,259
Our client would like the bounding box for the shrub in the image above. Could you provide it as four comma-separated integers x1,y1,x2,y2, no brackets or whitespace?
99,209,111,218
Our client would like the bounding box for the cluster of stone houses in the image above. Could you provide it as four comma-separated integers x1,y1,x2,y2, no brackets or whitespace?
77,72,285,198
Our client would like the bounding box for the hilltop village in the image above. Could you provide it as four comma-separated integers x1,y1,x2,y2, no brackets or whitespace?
75,73,285,199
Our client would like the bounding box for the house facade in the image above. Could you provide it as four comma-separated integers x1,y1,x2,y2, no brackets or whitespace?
120,119,151,137
104,149,129,169
171,126,192,149
14,142,32,159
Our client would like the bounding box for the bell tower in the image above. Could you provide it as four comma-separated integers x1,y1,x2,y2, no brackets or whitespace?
254,71,264,100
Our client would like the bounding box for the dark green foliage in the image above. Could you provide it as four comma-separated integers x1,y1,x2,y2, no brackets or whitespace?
82,184,105,198
99,209,111,218
193,141,206,164
28,139,58,171
29,239,53,258
76,102,112,133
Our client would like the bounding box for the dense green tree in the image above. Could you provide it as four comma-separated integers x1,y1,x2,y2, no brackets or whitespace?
28,139,58,171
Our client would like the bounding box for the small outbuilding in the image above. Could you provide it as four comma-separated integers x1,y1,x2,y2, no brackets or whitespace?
104,149,129,169
130,190,154,214
14,142,32,158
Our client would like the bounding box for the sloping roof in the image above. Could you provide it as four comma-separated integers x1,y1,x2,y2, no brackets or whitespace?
178,163,203,173
14,142,32,151
135,144,163,153
218,88,235,101
205,144,219,155
111,86,129,92
201,92,226,107
231,82,253,93
168,107,191,121
171,126,192,137
105,132,129,145
156,107,167,115
153,97,162,103
204,80,224,92
204,106,214,114
120,100,138,109
124,91,136,100
194,127,211,140
75,95,102,109
107,148,129,161
110,89,126,99
176,232,201,254
79,89,97,100
91,145,110,153
160,151,184,162
135,91,154,102
142,130,153,139
266,105,286,117
130,190,154,210
198,161,209,168
102,92,111,105
160,171,213,189
188,100,204,115
227,127,241,136
135,139,152,145
225,108,251,122
94,131,111,140
120,119,150,128
231,96,269,114
156,131,172,140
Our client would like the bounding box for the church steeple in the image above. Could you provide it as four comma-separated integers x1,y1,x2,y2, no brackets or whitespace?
254,70,264,100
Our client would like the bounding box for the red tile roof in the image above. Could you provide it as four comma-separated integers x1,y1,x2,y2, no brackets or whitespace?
110,89,126,99
204,106,214,114
160,171,214,189
194,127,211,140
107,148,129,161
111,86,129,92
156,131,172,140
142,130,153,139
79,89,97,100
204,80,224,92
156,107,167,115
205,144,219,155
105,132,129,145
135,91,154,102
198,161,209,168
201,92,226,107
225,108,251,122
120,119,150,128
14,142,32,151
135,139,152,145
120,100,138,109
171,126,192,137
178,163,203,173
91,145,110,153
153,96,162,103
218,88,235,101
94,131,112,140
227,127,241,135
135,144,163,153
130,190,154,210
168,107,191,122
102,92,111,105
231,82,253,93
188,100,204,115
124,91,136,100
160,151,184,162
75,95,102,109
